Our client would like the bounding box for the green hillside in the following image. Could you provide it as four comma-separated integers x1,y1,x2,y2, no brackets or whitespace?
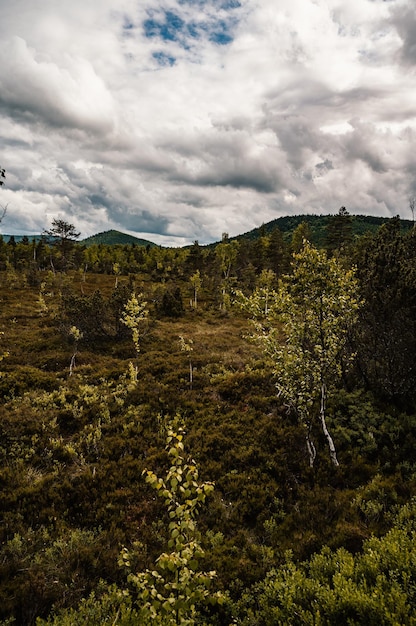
2,214,413,249
232,213,414,247
81,229,157,247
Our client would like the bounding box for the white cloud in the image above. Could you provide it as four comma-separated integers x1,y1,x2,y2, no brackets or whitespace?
0,0,415,244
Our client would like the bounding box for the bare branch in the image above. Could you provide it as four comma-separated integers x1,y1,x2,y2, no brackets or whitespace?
0,203,8,224
409,196,415,226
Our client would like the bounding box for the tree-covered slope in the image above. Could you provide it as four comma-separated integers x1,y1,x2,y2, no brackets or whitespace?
81,229,157,247
232,213,414,247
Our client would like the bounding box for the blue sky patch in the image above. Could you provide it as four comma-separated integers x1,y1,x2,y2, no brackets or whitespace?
144,11,186,42
220,0,241,8
178,0,241,7
209,20,234,45
152,51,176,66
143,2,241,52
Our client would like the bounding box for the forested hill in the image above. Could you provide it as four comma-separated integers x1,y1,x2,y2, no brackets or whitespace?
2,214,414,249
81,230,157,247
232,213,414,247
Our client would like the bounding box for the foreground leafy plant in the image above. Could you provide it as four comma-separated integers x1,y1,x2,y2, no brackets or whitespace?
120,423,224,625
235,497,416,625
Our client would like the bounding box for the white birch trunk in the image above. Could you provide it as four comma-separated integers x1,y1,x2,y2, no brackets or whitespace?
320,383,339,466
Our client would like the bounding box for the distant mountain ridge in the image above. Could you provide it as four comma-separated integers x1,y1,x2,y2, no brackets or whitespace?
1,234,43,243
231,213,414,247
1,214,413,248
0,230,157,247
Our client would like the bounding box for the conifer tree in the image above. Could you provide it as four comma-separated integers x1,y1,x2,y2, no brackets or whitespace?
326,206,353,255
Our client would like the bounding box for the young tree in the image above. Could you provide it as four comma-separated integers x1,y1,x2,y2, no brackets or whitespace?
215,233,239,311
68,326,83,376
256,269,277,315
189,270,202,310
239,242,361,467
120,424,223,624
290,221,312,253
179,335,194,390
113,262,121,288
120,292,149,379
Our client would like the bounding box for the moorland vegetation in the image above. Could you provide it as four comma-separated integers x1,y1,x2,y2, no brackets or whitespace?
0,208,416,624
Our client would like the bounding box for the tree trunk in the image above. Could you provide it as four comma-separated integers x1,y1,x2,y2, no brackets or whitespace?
305,422,316,468
320,383,339,466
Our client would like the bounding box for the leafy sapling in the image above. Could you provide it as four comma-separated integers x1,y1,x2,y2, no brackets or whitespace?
179,336,194,390
120,292,149,382
120,423,224,624
189,271,202,310
68,326,83,377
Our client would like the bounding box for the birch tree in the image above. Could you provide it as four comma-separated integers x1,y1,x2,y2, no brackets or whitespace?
239,241,361,467
215,233,239,311
189,271,202,310
179,335,194,390
121,292,149,382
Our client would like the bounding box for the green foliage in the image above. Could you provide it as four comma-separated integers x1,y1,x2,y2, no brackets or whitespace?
120,292,149,356
190,271,202,309
1,217,416,625
235,498,416,625
238,242,361,466
120,424,224,625
325,206,353,255
36,583,140,625
353,219,416,403
82,229,156,247
155,286,185,318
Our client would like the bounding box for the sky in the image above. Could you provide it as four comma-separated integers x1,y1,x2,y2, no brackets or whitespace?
0,0,415,246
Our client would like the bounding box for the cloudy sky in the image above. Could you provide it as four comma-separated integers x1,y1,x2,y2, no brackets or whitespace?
0,0,415,245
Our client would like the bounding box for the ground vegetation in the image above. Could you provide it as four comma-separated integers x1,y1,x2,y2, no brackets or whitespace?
0,215,415,624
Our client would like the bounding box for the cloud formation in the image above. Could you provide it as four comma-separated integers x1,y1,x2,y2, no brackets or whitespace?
0,0,415,245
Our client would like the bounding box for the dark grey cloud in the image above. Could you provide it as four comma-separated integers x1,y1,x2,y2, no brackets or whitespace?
390,4,416,65
0,0,415,244
343,124,388,173
111,207,171,235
